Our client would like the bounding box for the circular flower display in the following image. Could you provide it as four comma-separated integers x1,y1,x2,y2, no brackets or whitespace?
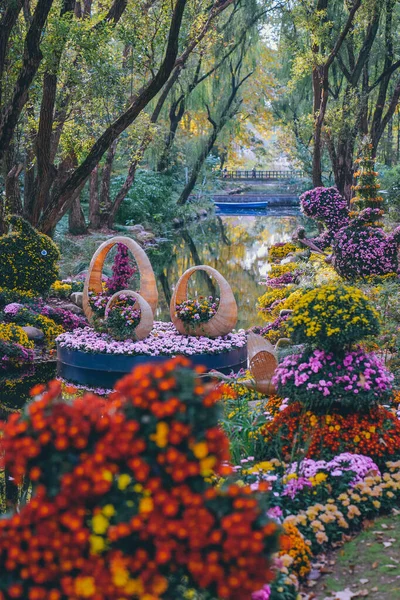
56,321,247,356
289,283,380,350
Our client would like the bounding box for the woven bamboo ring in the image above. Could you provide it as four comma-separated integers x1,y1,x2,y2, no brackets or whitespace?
170,265,238,338
105,290,153,341
83,236,158,322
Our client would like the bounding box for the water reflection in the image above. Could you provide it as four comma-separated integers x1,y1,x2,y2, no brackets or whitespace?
153,211,309,329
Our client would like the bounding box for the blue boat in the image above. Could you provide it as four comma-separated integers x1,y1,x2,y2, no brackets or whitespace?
214,200,269,210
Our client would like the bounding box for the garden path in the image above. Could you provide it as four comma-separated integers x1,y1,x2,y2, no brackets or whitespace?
306,514,400,599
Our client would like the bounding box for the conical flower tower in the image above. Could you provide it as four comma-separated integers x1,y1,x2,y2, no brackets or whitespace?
351,137,384,227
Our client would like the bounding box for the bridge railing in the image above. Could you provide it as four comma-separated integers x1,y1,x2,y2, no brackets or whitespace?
220,170,304,180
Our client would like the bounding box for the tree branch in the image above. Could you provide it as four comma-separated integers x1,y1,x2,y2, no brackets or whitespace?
0,0,55,162
325,0,361,69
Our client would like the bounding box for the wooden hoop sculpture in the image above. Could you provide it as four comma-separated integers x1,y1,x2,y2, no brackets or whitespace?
83,236,158,322
210,333,278,394
247,332,278,395
104,290,153,341
170,265,238,338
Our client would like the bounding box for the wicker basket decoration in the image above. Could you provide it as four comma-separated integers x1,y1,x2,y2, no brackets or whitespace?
104,290,153,341
170,265,238,338
83,236,158,322
247,332,278,395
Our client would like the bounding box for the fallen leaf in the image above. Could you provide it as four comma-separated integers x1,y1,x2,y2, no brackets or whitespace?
353,591,369,598
309,569,321,580
320,566,333,574
371,588,378,592
383,542,393,548
332,589,356,600
381,524,389,529
359,579,369,584
372,561,379,569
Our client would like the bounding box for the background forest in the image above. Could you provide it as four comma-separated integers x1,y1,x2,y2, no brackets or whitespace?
2,0,400,236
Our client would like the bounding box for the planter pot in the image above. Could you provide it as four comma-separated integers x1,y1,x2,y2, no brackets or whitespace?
57,342,247,389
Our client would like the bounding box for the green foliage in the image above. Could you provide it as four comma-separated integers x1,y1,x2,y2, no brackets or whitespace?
380,164,400,220
0,217,60,295
115,169,180,229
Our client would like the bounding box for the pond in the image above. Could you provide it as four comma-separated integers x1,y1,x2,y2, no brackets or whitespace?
154,208,309,329
0,209,310,410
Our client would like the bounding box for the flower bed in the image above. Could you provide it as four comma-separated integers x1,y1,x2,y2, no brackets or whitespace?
57,322,248,387
262,402,400,464
273,348,393,412
57,321,246,356
229,454,400,599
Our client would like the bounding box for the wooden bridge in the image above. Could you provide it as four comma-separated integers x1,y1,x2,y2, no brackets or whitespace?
220,170,304,181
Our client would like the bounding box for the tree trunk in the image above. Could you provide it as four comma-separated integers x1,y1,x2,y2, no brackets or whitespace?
68,194,87,234
99,139,118,214
385,116,394,166
104,158,137,228
0,0,55,162
89,166,101,229
312,66,329,187
5,164,23,215
178,128,219,205
157,97,185,172
31,71,59,225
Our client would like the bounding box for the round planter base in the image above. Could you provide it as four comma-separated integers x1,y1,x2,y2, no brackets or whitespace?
57,343,248,389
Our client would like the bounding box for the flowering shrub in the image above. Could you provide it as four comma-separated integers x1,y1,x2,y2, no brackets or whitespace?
0,322,34,349
2,306,64,344
0,286,36,308
88,290,110,319
175,296,219,328
285,461,400,554
50,279,85,298
262,403,400,464
273,348,393,412
106,243,137,293
333,219,400,279
261,263,303,290
289,283,380,350
279,521,312,580
106,294,141,340
0,216,59,295
287,453,380,485
0,358,280,599
300,187,349,234
57,321,247,356
268,242,298,262
0,339,34,371
258,287,294,322
50,280,73,298
40,305,87,331
262,271,298,288
250,314,290,345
